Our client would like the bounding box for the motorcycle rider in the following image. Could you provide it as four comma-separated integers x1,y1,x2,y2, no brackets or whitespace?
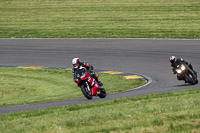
169,56,197,81
72,57,103,86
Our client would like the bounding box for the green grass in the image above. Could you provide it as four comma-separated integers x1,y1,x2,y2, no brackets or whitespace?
0,0,200,38
0,67,145,107
0,89,200,133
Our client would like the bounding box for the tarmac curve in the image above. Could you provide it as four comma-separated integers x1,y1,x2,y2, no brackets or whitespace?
0,38,200,113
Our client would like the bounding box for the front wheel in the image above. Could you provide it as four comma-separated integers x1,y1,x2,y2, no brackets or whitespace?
80,83,93,100
184,74,196,85
98,87,106,98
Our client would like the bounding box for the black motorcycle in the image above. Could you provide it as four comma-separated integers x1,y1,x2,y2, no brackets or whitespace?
176,63,198,85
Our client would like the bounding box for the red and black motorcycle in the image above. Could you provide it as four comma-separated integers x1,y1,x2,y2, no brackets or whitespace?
74,67,106,99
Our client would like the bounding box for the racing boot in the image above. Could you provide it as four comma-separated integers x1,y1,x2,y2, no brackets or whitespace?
194,71,197,76
188,64,193,70
97,79,103,87
93,74,103,87
189,64,197,75
90,71,103,86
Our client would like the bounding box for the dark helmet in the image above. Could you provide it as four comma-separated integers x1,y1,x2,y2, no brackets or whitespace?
170,56,176,63
72,58,81,69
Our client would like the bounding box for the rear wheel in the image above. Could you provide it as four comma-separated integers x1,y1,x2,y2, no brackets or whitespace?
80,83,93,100
98,87,106,98
195,79,198,84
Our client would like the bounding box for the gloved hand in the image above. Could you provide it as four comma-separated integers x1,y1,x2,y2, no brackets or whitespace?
172,68,176,74
173,71,177,74
74,78,78,83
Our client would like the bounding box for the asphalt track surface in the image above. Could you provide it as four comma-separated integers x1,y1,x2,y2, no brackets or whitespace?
0,39,200,113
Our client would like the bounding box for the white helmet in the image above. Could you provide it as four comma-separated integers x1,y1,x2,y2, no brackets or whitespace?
170,56,176,63
72,58,81,69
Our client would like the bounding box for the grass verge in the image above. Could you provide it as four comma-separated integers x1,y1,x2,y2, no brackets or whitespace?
0,0,200,38
0,67,145,107
0,89,200,133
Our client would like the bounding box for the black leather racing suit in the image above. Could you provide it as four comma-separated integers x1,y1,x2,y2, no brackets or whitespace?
72,61,102,86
